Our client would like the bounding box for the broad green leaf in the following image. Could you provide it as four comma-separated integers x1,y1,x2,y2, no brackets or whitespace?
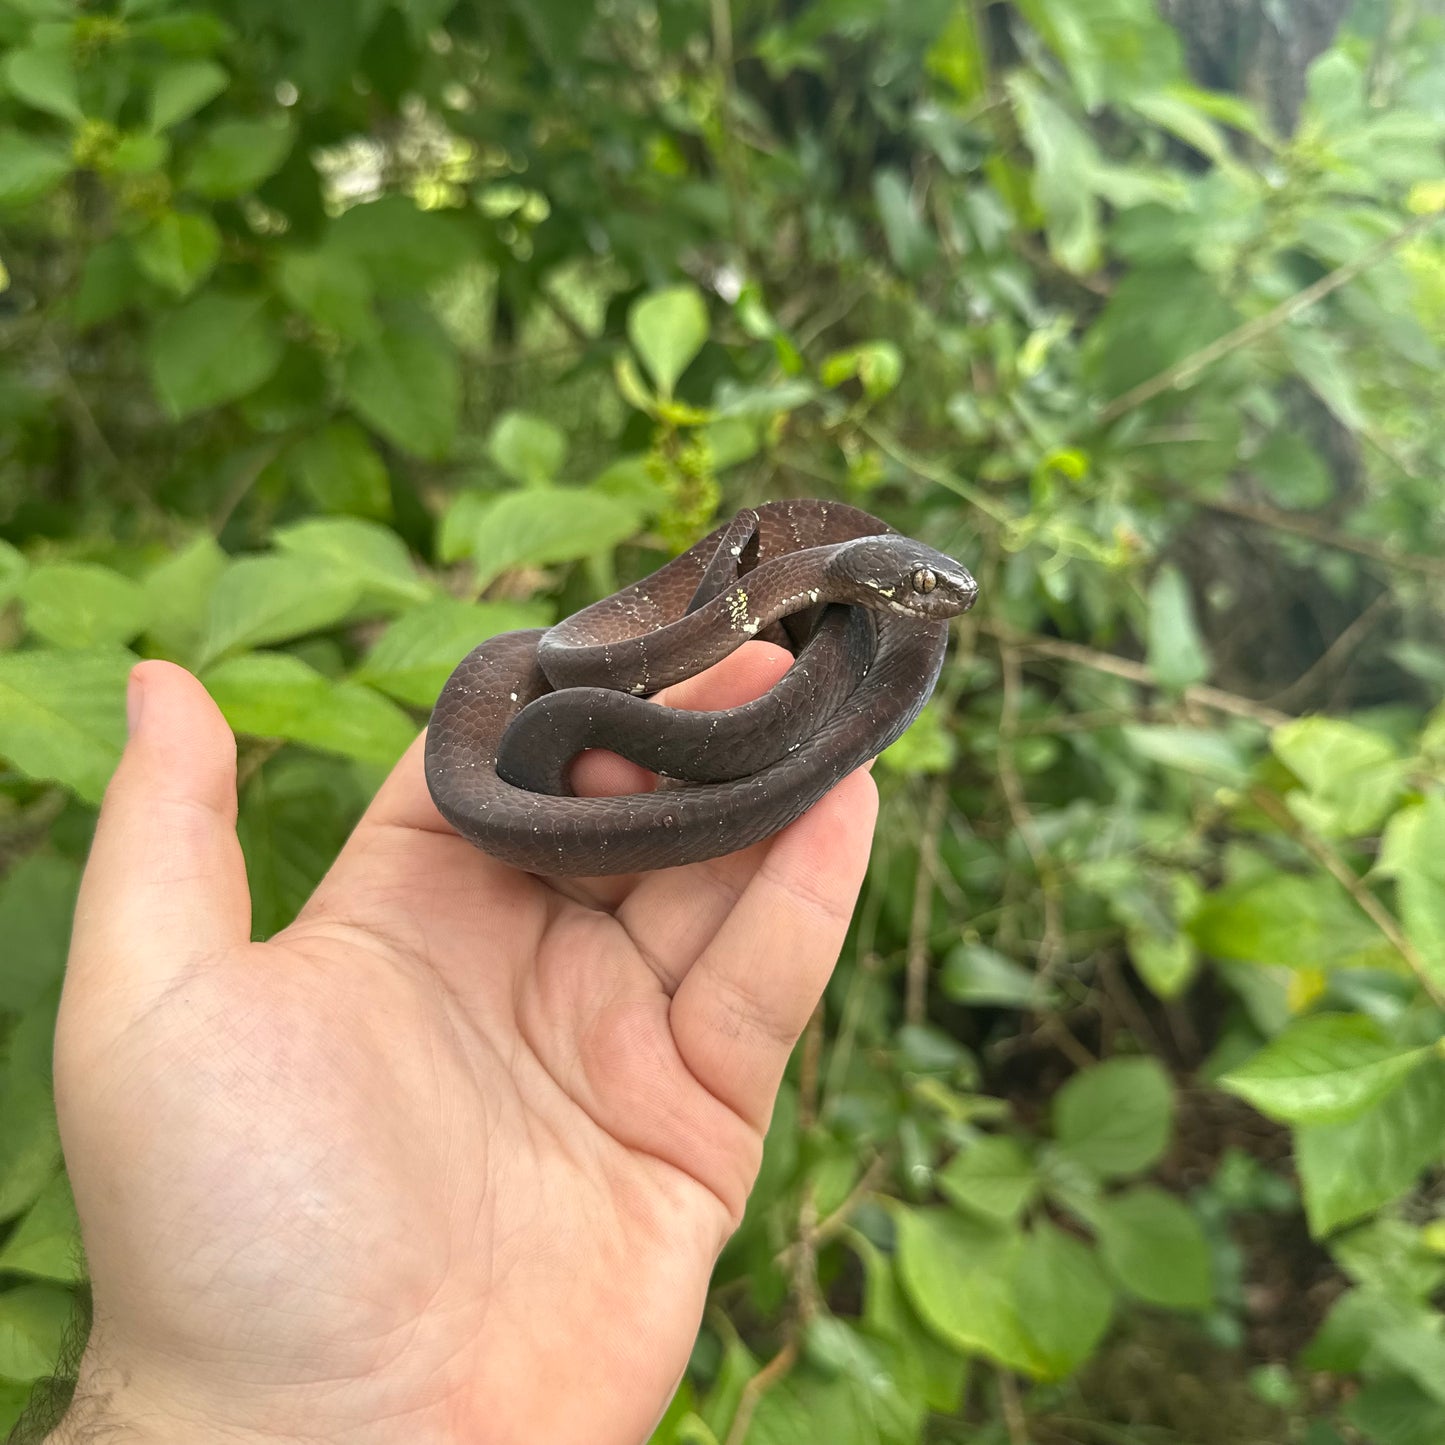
204,652,415,766
1374,1324,1445,1410
1013,1222,1114,1380
1121,724,1250,783
1296,1062,1445,1236
148,291,286,418
272,518,430,607
0,1071,61,1225
142,533,227,660
280,421,390,520
1273,717,1404,838
872,169,936,277
238,754,367,938
1106,868,1202,1000
20,562,150,648
0,130,72,207
1145,564,1209,692
357,597,549,708
820,341,904,399
1016,0,1183,107
1189,872,1392,973
0,852,79,1014
1252,431,1333,510
274,247,378,344
343,314,460,459
2,47,82,123
894,1207,1037,1374
940,942,1040,1008
628,285,709,398
488,411,567,487
0,1284,72,1383
327,195,472,293
148,58,229,130
1009,74,1100,273
1380,795,1445,997
938,1135,1037,1226
1346,1376,1445,1445
1052,1056,1172,1179
0,1171,82,1283
469,488,644,589
181,115,294,197
132,210,220,296
1222,1014,1432,1125
1091,1186,1213,1310
198,554,363,665
0,647,132,802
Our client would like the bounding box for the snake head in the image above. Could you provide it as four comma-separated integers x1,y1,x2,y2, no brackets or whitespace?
829,535,979,619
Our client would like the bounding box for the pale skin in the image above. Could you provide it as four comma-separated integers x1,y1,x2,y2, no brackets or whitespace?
47,648,878,1445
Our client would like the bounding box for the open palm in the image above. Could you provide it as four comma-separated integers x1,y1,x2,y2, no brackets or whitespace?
52,651,877,1445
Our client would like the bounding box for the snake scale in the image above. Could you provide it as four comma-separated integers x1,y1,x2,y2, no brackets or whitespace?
424,499,977,875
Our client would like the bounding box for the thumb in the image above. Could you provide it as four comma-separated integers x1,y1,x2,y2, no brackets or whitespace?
69,660,252,1001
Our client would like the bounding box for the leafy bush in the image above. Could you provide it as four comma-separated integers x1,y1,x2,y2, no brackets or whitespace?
2,0,1445,1439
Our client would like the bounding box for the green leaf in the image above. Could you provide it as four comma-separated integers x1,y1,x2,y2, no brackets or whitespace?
2,47,83,123
469,487,644,589
141,533,227,660
1296,1062,1445,1237
0,131,72,207
327,195,472,294
181,115,294,197
872,169,936,277
274,246,378,344
1189,872,1390,972
1273,717,1404,838
0,1071,61,1225
894,1208,1037,1374
356,597,549,708
19,562,150,648
820,341,904,399
148,291,286,418
1013,1222,1114,1380
1091,1186,1213,1310
343,313,460,459
488,411,567,487
1380,795,1445,998
0,853,79,1014
940,942,1042,1008
1052,1056,1172,1179
1008,74,1100,273
1145,564,1209,692
0,647,132,802
0,1284,72,1383
628,285,709,398
198,554,364,666
149,58,229,130
272,518,430,608
204,652,415,766
938,1135,1037,1226
0,1172,82,1283
279,421,390,520
238,754,367,938
1346,1377,1445,1445
132,210,220,296
1222,1014,1432,1126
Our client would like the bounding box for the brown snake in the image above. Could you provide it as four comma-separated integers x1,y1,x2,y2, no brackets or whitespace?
424,499,977,875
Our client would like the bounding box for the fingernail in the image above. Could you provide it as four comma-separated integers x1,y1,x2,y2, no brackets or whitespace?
126,669,145,738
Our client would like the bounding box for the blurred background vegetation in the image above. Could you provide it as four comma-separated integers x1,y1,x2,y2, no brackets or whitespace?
2,0,1445,1440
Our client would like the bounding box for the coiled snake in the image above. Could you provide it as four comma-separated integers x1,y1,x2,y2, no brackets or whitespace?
424,499,977,875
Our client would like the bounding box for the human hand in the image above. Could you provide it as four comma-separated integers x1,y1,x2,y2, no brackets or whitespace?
48,648,878,1445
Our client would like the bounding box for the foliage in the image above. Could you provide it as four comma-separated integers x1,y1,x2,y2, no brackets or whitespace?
2,0,1445,1439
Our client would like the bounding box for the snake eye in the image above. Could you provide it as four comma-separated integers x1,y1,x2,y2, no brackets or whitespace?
912,567,937,594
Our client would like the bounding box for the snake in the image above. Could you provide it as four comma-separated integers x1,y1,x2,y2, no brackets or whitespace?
424,499,977,876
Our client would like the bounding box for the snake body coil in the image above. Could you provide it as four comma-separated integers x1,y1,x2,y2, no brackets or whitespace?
425,499,977,875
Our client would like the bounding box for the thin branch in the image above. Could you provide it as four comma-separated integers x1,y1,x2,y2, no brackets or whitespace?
724,1342,798,1445
1265,591,1394,710
1097,205,1445,424
905,776,949,1025
858,420,1014,524
982,620,1293,729
997,1369,1030,1445
1250,787,1445,1011
1188,491,1445,582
